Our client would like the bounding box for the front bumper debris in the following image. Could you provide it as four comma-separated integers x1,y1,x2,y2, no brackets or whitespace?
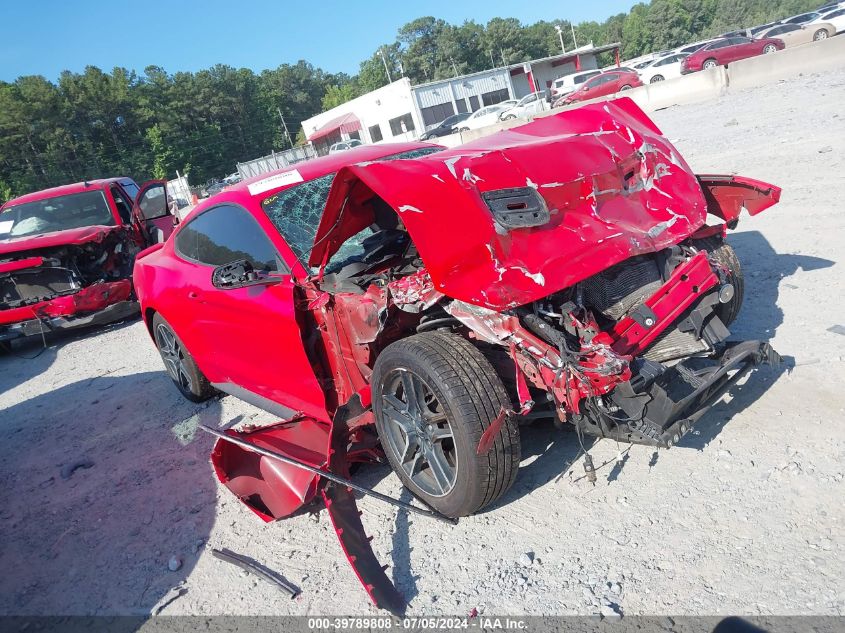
0,299,139,341
604,340,782,447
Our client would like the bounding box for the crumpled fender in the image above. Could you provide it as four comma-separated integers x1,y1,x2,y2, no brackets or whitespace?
311,98,711,310
0,225,125,257
697,174,781,225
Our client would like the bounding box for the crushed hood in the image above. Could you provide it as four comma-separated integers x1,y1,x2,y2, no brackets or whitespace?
311,98,708,310
0,225,122,258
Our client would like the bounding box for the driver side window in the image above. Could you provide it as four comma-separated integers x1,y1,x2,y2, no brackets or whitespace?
175,204,283,272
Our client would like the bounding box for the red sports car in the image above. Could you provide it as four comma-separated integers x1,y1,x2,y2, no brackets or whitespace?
681,35,785,73
134,98,780,613
0,179,177,342
555,70,644,106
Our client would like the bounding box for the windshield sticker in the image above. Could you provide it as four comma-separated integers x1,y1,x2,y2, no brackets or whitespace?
0,220,14,234
248,170,305,196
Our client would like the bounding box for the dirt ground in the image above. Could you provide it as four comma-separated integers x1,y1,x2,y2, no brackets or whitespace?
1,68,844,618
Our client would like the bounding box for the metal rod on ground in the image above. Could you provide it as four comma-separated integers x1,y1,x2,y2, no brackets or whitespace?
199,424,458,525
212,548,299,598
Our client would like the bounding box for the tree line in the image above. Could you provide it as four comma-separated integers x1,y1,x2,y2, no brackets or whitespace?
0,0,819,202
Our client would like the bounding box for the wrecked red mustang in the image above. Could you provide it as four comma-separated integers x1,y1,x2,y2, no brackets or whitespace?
0,178,178,341
134,98,781,613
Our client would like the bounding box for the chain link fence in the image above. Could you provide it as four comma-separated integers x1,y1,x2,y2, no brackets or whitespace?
236,146,317,180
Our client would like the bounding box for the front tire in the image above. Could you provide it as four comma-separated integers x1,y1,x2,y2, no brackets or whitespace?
152,313,216,402
813,29,829,41
650,74,664,83
620,84,633,91
763,44,778,54
372,332,520,517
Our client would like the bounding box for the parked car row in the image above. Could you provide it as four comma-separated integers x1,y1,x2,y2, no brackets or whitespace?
418,2,843,139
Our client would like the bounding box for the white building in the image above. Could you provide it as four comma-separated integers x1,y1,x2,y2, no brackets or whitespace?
301,43,621,154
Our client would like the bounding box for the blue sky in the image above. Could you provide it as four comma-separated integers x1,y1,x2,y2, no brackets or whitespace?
1,0,636,82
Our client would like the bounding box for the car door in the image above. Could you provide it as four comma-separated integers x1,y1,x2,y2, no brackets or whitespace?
732,37,760,60
172,202,328,420
132,180,178,244
577,75,601,99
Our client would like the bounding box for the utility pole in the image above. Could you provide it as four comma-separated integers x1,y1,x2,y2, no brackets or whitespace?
501,50,507,66
571,23,578,49
378,48,392,83
489,50,495,68
277,107,292,148
554,25,566,54
449,56,459,77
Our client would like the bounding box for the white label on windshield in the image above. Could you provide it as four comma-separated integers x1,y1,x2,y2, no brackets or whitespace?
247,169,304,196
0,220,13,234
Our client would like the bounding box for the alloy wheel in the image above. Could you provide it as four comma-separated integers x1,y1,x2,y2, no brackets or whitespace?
380,369,457,497
764,45,777,53
814,30,829,41
155,323,193,392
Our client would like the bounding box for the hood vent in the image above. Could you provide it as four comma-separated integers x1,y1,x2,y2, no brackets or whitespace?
482,187,550,229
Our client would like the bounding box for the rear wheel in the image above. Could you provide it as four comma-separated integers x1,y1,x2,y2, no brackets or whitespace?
372,332,520,517
152,312,216,402
763,44,778,54
813,29,829,41
650,75,665,83
620,84,633,91
696,237,745,326
703,58,718,69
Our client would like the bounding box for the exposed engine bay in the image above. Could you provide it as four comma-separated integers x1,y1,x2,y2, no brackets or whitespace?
0,227,141,340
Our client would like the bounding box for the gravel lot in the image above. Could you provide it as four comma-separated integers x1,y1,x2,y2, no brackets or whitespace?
2,68,844,618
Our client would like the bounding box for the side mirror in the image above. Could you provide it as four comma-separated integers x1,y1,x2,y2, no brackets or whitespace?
212,259,281,290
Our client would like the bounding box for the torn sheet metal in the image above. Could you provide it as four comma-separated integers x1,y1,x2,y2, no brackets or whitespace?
0,225,126,256
697,174,782,224
387,268,444,312
309,98,709,311
0,279,132,325
210,417,330,522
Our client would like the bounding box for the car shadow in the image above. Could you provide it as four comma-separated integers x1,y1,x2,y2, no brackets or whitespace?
0,317,141,396
677,229,834,450
725,230,834,340
0,371,222,618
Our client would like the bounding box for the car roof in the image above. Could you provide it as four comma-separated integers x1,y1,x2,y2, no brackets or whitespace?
226,142,437,200
2,178,130,208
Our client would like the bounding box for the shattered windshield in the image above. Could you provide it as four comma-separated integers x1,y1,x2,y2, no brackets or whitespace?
0,190,114,239
260,147,442,270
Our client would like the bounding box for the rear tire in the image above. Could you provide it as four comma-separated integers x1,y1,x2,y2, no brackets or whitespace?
372,332,520,518
152,312,216,402
703,58,718,69
620,84,633,91
696,237,745,326
650,75,665,83
763,44,778,54
813,29,829,41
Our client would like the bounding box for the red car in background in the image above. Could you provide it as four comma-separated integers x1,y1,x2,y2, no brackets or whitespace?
0,178,177,342
681,35,785,73
555,70,644,106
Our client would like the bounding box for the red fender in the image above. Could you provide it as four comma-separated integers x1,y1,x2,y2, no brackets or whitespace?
697,174,781,225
